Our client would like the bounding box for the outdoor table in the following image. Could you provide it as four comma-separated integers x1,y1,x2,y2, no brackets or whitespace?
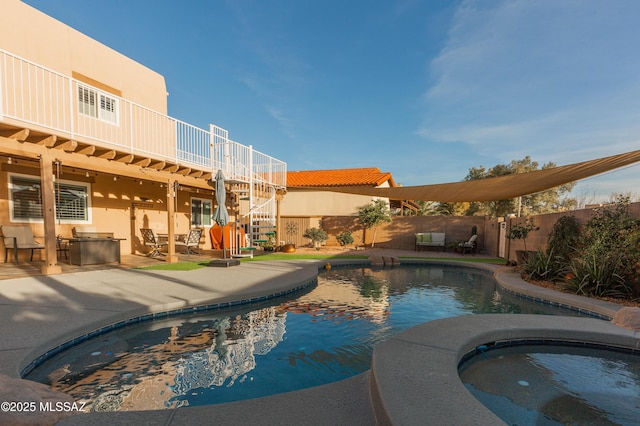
67,237,124,266
157,233,187,242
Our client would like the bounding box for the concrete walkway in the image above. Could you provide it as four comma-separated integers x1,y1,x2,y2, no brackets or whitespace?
0,250,634,425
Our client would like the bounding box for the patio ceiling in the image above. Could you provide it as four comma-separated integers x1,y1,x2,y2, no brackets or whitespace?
313,149,640,202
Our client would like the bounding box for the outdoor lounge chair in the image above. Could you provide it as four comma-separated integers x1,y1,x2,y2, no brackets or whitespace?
140,228,167,257
175,228,202,255
1,225,45,264
458,234,478,255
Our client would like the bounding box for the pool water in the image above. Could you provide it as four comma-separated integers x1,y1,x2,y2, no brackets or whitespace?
459,344,640,425
26,264,586,412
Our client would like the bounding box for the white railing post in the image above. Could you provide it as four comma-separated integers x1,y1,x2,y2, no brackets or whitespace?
248,144,254,245
129,102,134,152
0,52,4,120
68,78,75,140
208,124,214,172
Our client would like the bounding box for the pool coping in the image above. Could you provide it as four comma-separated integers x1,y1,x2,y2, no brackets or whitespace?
10,259,639,425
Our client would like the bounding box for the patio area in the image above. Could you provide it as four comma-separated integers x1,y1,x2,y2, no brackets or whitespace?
0,246,493,280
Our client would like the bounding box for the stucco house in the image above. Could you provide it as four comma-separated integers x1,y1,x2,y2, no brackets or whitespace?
280,168,418,247
0,0,285,273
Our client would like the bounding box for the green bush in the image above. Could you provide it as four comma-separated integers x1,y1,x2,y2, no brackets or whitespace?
336,230,354,247
303,227,329,249
546,215,580,264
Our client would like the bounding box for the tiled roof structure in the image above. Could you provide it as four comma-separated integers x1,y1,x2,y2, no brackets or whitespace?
287,168,395,188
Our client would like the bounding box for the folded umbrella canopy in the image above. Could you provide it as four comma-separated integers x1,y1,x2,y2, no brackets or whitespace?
301,149,640,202
213,169,230,258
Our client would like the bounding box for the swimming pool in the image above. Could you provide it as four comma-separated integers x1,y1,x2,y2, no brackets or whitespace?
25,264,590,412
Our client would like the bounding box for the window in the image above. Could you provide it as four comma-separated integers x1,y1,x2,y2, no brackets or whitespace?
191,198,212,227
77,84,118,124
9,174,91,223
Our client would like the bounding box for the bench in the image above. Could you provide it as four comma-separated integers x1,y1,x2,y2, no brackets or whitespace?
1,225,45,264
415,232,446,252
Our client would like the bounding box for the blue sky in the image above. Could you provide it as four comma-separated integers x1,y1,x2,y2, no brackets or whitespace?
24,0,640,203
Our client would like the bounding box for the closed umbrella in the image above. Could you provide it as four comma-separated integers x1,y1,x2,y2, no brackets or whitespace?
212,170,230,258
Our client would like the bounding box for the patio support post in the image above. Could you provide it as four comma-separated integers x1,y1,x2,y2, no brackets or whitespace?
165,179,178,263
276,190,284,247
39,152,62,274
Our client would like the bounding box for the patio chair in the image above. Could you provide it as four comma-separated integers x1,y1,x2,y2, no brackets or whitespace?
175,228,203,255
458,234,478,255
1,225,45,264
140,228,167,257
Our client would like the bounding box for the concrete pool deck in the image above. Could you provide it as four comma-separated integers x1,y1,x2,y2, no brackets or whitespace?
0,251,637,425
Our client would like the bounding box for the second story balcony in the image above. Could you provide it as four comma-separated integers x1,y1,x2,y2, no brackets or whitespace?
0,49,286,189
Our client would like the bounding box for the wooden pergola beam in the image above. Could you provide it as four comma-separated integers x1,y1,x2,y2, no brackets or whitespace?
113,153,135,163
94,149,116,160
0,128,29,142
1,137,216,190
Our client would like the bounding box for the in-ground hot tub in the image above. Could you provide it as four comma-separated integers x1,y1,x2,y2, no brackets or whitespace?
370,314,639,425
458,341,640,425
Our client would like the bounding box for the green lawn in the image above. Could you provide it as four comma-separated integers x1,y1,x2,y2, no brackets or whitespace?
136,254,505,271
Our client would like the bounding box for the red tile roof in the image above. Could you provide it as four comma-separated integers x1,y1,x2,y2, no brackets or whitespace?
287,168,395,188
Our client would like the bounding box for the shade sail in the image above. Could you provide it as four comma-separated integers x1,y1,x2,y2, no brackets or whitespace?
293,150,640,202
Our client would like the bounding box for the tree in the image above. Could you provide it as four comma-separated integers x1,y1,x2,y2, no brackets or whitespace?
456,156,577,218
357,199,392,247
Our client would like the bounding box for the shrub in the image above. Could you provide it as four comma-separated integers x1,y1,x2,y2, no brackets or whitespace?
303,227,328,249
336,230,354,247
565,196,640,298
523,248,567,282
546,215,580,264
566,249,630,298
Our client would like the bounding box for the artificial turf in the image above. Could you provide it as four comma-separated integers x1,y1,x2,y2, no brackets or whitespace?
136,253,504,270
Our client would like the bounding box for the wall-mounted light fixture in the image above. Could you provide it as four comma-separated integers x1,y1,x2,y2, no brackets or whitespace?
7,157,12,165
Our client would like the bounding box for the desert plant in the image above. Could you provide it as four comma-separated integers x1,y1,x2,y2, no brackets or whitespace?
523,248,567,282
336,230,354,247
565,196,640,298
566,249,630,297
303,227,328,249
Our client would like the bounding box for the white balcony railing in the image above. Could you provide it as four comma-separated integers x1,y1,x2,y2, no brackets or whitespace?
0,49,286,188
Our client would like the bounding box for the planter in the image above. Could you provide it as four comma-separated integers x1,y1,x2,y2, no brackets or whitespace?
281,244,296,253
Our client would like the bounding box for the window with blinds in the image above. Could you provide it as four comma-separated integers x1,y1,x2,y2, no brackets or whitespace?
56,183,89,221
10,177,43,220
78,84,118,124
10,176,90,222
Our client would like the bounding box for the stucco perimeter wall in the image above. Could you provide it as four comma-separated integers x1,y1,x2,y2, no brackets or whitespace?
505,202,640,261
320,216,489,251
1,0,168,113
306,202,640,257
